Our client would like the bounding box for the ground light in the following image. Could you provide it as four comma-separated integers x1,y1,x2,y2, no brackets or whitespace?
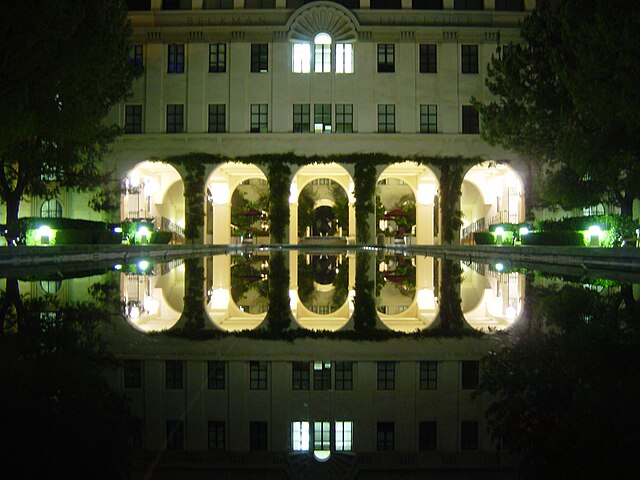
494,227,505,245
136,226,151,243
519,227,529,236
35,225,55,245
495,263,504,272
587,225,603,246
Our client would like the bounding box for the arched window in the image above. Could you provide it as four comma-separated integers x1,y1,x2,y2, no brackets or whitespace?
40,199,62,218
314,33,331,73
40,280,62,294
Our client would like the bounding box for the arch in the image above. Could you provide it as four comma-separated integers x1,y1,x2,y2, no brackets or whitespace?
40,198,63,218
286,1,359,43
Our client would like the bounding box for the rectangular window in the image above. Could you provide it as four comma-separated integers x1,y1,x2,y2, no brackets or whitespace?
207,360,225,389
454,0,484,10
292,361,310,390
314,104,331,133
128,44,143,68
419,44,437,73
208,104,226,133
292,421,310,451
420,105,437,134
377,104,395,133
371,0,401,7
461,45,479,73
461,360,480,389
461,421,479,450
166,104,184,133
250,421,268,450
335,361,353,390
292,43,311,73
377,361,395,390
461,105,479,134
413,0,443,8
204,0,234,8
495,0,523,11
250,104,268,133
124,359,142,388
165,360,183,389
125,105,143,134
419,361,437,389
166,420,184,450
314,422,331,451
313,361,331,390
293,104,310,133
168,44,185,73
208,421,225,450
251,43,268,72
377,422,394,451
250,360,268,389
377,44,395,72
245,0,276,7
335,104,353,133
314,43,331,73
335,43,353,73
419,421,437,450
209,43,226,72
335,421,353,451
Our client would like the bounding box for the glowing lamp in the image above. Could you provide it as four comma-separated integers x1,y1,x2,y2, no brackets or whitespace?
137,260,150,271
113,226,123,233
494,227,505,236
495,263,504,272
519,227,529,236
113,264,123,270
588,225,602,239
36,225,54,244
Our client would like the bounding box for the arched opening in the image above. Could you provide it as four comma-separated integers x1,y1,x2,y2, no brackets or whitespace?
40,198,63,218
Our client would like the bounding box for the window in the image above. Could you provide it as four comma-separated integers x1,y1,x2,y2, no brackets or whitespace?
204,0,234,8
377,105,396,133
165,360,184,389
292,43,311,73
127,0,151,10
166,420,184,450
250,360,268,389
335,104,353,133
335,43,353,73
371,0,401,8
124,360,142,388
461,360,479,389
419,44,437,73
335,361,353,390
314,422,331,451
251,43,268,72
461,421,479,450
377,361,395,390
250,104,268,133
377,44,395,72
461,105,479,134
335,421,352,451
40,199,62,218
419,421,437,450
163,0,191,9
461,45,478,73
292,361,310,390
419,361,437,389
293,104,310,133
209,43,226,72
208,421,225,450
40,280,61,294
208,104,226,133
207,360,225,389
313,361,331,390
245,0,276,7
292,421,310,451
495,0,524,11
314,33,331,73
128,44,143,68
250,421,268,450
166,104,184,133
130,425,143,449
420,105,438,134
413,0,443,8
168,44,185,73
314,104,331,133
454,0,483,10
377,422,394,451
125,105,143,133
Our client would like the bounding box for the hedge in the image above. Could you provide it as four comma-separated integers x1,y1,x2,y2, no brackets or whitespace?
150,231,173,244
473,232,495,245
535,214,637,247
521,231,585,246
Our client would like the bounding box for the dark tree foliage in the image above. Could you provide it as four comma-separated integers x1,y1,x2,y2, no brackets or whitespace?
0,0,137,242
475,0,640,215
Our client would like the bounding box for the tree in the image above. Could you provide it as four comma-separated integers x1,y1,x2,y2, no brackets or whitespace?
0,0,137,243
475,0,640,215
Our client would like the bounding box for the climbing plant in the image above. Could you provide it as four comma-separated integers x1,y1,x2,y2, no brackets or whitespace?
353,161,378,243
435,161,466,244
265,251,291,332
353,252,377,332
266,161,291,243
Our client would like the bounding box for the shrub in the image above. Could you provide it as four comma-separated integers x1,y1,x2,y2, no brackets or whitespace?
473,231,495,245
521,231,585,246
535,215,637,247
150,231,173,244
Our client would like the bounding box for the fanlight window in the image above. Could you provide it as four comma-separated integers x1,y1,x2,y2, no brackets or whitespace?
292,33,353,74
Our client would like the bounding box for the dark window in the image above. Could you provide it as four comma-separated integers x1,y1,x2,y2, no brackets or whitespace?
250,421,268,450
419,421,437,450
168,44,185,73
495,0,524,11
245,0,276,7
208,421,225,450
128,44,143,68
461,360,480,388
207,360,225,389
165,360,184,389
419,44,437,73
208,104,226,133
293,104,310,133
203,0,234,8
251,44,269,72
166,420,184,450
313,361,331,390
130,425,143,449
420,105,438,134
125,105,143,133
124,360,142,388
461,45,478,73
454,0,483,10
250,361,268,389
377,361,395,390
209,44,226,72
377,422,394,451
412,0,443,8
335,104,353,133
461,106,479,134
292,361,310,390
250,104,268,133
287,0,359,7
162,0,191,9
126,0,151,10
370,0,401,8
377,44,395,72
166,104,184,133
419,361,437,389
461,421,479,450
314,104,331,133
377,105,396,133
335,361,353,390
40,199,62,218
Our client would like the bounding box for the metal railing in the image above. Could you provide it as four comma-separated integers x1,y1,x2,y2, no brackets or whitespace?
160,217,184,237
461,217,486,240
